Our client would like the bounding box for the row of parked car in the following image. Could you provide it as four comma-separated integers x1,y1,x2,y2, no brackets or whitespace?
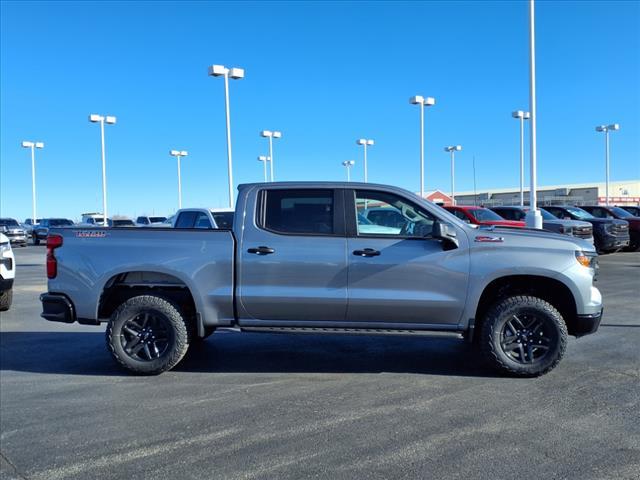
441,205,637,253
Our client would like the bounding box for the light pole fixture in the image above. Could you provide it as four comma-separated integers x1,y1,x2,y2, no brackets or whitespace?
89,114,117,225
444,146,462,205
410,95,436,198
595,123,620,206
208,64,245,208
21,140,44,225
342,160,355,181
356,138,374,182
170,150,188,209
260,130,282,182
524,0,542,228
257,155,270,182
512,110,531,207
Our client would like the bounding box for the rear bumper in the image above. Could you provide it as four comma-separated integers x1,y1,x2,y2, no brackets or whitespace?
40,293,76,323
40,293,100,325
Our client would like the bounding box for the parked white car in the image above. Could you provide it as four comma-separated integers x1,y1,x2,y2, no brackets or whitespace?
0,232,15,311
172,208,234,229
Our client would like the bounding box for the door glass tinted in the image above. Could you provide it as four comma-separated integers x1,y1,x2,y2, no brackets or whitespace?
194,213,212,229
212,212,233,229
175,211,197,228
264,189,334,234
451,209,469,222
356,191,434,237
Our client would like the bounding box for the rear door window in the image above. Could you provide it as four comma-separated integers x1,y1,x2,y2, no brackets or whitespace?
262,189,335,235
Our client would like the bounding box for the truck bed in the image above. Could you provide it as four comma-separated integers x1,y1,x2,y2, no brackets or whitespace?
48,227,235,327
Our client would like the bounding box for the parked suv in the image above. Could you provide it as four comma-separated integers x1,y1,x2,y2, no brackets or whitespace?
33,218,75,245
491,206,593,244
580,205,640,251
544,206,629,253
443,206,525,228
0,232,15,311
22,218,42,239
0,218,27,247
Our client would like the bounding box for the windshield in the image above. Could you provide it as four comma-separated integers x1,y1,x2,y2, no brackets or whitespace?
50,219,74,226
0,219,19,227
471,208,504,221
566,207,594,220
149,216,167,223
538,208,557,220
611,207,633,218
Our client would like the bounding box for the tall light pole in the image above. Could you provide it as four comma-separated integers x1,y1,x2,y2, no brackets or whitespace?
410,95,436,198
445,146,462,205
356,138,374,182
21,141,44,224
170,150,188,209
342,160,355,181
257,155,270,182
208,64,245,208
596,124,620,206
512,110,531,206
260,130,282,182
524,0,542,228
89,114,116,225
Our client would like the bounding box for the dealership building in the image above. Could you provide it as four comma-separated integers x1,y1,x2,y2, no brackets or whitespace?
443,179,640,207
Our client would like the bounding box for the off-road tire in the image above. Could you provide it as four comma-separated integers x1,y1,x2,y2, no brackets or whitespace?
480,295,568,377
106,295,190,375
0,289,12,311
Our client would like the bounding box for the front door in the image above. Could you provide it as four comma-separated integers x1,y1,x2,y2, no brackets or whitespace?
237,188,348,324
346,189,468,327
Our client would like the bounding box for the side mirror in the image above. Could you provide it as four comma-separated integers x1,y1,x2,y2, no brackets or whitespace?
432,220,459,250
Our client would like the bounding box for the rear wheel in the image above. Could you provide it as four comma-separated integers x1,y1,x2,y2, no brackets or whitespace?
480,295,567,377
106,295,190,375
0,289,12,311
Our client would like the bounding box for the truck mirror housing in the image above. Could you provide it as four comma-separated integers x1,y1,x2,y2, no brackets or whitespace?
432,221,459,250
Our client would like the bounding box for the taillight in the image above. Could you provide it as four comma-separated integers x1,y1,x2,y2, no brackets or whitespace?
46,234,63,279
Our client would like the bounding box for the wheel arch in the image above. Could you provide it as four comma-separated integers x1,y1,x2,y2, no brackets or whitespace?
473,275,579,340
97,270,201,334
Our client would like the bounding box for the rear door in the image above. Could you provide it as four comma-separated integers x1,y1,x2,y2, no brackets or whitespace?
345,189,469,327
237,188,348,324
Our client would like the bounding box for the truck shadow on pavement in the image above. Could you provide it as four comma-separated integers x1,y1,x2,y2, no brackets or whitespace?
0,331,501,378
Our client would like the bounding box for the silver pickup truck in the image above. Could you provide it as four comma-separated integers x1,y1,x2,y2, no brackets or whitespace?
41,182,603,377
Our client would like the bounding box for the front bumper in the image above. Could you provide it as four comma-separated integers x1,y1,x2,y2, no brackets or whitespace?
599,233,630,250
570,309,603,337
7,236,27,245
0,277,13,292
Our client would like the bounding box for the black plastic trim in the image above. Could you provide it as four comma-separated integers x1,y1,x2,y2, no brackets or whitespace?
569,309,603,337
40,293,76,324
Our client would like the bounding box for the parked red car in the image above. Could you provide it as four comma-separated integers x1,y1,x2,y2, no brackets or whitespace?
444,206,526,227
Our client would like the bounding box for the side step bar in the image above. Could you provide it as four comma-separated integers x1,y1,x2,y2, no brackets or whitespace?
239,326,464,338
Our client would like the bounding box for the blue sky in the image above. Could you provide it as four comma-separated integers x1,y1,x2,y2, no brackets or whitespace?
1,0,639,220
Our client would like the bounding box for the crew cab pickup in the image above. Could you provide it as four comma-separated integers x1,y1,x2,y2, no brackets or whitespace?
41,182,603,377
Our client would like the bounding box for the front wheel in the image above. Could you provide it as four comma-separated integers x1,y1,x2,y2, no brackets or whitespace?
106,295,190,375
480,295,568,377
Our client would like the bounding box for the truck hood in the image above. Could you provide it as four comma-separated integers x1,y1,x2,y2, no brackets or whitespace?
544,219,592,228
477,219,526,227
471,226,595,252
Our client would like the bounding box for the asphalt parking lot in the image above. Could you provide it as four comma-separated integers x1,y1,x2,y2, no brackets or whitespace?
1,246,639,480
